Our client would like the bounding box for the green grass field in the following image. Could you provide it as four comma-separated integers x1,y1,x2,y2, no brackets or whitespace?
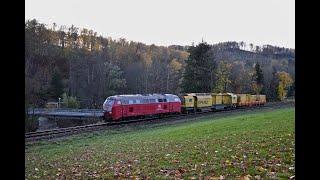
25,107,295,179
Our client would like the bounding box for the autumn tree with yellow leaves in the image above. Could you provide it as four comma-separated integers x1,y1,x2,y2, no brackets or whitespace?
213,61,232,93
276,71,293,101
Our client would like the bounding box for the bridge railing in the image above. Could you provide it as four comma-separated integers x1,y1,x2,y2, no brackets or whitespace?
26,108,104,116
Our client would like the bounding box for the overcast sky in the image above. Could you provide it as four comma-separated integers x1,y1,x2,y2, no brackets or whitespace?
25,0,295,48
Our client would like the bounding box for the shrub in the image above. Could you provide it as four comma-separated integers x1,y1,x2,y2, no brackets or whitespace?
62,93,80,109
25,116,38,132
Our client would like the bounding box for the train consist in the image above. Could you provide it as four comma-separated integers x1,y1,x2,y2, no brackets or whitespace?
103,93,266,121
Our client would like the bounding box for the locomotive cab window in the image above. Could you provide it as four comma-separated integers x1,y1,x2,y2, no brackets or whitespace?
189,99,193,102
106,99,115,105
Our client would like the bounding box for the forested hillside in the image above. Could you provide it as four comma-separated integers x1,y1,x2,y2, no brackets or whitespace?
25,19,295,108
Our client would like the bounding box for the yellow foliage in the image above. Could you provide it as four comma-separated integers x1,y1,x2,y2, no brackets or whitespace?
169,58,182,71
276,71,293,100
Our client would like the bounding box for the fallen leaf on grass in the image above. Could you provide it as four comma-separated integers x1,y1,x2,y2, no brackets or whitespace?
225,160,232,166
239,174,252,180
174,170,182,177
254,175,261,179
172,159,180,163
266,172,276,179
256,166,266,172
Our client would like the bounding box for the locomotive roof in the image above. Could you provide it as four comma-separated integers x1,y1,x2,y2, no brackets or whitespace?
108,94,178,100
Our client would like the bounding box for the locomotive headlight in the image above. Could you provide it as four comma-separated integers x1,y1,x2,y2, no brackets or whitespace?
109,111,112,114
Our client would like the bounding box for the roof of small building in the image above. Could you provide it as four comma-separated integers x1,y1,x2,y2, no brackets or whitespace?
46,102,59,104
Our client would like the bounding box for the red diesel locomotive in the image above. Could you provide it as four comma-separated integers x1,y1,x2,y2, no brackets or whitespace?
103,94,181,121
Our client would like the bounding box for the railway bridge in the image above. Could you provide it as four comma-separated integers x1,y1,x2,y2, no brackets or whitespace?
27,108,104,130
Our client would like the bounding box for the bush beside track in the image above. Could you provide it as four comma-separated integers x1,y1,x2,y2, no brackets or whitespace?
25,106,295,179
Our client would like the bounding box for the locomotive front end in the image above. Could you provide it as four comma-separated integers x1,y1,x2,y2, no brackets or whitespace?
103,97,115,121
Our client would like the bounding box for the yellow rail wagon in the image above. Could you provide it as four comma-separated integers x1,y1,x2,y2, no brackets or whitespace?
211,93,224,110
192,93,213,112
212,93,223,104
222,93,237,108
181,92,267,113
182,93,213,112
236,94,249,107
256,94,266,105
247,95,255,106
181,94,195,113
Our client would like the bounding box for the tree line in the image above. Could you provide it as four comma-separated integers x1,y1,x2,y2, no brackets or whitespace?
25,19,294,108
181,42,294,101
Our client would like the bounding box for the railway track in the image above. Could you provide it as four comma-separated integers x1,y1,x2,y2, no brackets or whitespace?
25,101,294,142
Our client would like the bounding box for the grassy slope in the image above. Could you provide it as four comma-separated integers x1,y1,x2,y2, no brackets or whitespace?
26,108,295,179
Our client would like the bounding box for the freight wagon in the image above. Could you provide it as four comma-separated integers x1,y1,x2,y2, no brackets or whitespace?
211,93,224,110
181,93,213,113
221,93,237,109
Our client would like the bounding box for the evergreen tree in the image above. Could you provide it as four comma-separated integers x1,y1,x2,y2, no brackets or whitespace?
50,70,64,99
252,63,264,94
255,63,264,85
268,67,278,101
181,42,215,92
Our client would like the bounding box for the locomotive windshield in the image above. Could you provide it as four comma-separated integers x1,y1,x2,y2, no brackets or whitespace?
106,99,115,105
103,98,115,111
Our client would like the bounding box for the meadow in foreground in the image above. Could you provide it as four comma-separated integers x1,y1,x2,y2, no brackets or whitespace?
26,107,295,179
